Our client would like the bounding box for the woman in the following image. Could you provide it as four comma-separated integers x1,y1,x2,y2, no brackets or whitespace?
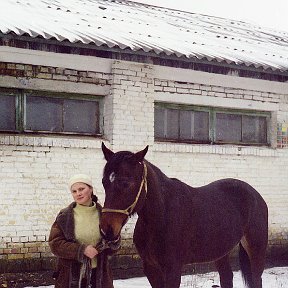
49,174,118,288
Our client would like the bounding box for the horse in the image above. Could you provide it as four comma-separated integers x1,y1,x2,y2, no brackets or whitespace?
99,143,268,288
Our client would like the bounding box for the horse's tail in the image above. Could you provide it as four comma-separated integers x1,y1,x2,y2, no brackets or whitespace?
239,242,254,288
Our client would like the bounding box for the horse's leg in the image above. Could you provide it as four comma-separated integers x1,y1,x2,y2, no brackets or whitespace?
241,232,267,288
164,263,182,288
134,220,165,288
143,259,182,288
214,254,233,288
143,260,165,288
240,202,268,288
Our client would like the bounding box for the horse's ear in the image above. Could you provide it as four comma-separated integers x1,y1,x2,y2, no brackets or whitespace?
102,142,114,161
134,145,149,163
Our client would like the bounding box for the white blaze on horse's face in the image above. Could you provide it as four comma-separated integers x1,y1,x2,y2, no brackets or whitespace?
109,172,115,183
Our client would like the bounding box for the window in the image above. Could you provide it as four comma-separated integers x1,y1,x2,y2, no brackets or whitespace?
155,106,209,143
0,88,102,136
155,103,270,146
215,112,267,144
0,89,17,131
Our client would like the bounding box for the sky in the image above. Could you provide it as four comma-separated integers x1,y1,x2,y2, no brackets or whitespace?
132,0,288,33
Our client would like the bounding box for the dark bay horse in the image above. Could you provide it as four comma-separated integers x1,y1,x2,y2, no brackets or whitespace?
100,143,268,288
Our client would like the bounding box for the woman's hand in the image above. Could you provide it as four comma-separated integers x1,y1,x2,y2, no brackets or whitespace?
84,244,98,259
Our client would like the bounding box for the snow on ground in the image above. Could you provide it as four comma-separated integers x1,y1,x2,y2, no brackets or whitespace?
25,267,287,288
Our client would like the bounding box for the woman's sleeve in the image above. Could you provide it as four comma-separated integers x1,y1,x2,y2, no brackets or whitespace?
48,221,86,263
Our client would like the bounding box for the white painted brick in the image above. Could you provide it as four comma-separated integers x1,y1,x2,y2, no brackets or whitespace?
201,85,212,91
12,237,20,242
20,237,29,243
0,59,287,262
253,96,265,101
136,71,146,77
243,94,253,100
163,87,177,92
212,86,225,92
215,92,226,97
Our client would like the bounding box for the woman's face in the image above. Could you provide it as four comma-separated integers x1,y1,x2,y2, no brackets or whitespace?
71,182,93,206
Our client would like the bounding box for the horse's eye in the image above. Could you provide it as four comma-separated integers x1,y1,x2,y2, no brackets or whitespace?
109,172,115,183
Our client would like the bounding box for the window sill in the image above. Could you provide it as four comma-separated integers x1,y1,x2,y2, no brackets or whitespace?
0,133,104,149
153,141,278,157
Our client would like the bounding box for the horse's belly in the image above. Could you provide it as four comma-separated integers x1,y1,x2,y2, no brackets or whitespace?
182,202,246,263
187,245,236,264
185,230,243,263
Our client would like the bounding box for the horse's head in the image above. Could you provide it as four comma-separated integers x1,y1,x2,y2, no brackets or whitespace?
100,142,148,242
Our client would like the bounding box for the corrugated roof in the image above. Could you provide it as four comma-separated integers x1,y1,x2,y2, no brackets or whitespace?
1,0,288,72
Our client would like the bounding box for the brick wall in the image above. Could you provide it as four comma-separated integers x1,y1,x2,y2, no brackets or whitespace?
0,50,288,273
155,77,288,149
154,79,283,104
104,61,155,150
0,62,110,85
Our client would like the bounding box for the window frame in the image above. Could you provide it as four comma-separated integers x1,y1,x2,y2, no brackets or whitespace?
154,102,271,146
0,88,103,137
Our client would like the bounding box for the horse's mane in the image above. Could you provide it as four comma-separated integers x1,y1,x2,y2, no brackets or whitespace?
145,160,168,180
104,151,183,191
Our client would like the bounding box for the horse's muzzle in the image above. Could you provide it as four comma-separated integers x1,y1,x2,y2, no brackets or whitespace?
100,212,127,242
100,226,120,242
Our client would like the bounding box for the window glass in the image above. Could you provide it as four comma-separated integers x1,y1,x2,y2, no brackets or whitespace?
179,110,192,140
216,113,241,142
154,106,165,138
166,109,179,139
63,99,99,134
25,96,62,132
194,111,209,141
0,94,16,131
179,110,209,141
242,115,267,143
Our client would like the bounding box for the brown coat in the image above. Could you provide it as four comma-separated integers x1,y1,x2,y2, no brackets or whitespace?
48,201,114,288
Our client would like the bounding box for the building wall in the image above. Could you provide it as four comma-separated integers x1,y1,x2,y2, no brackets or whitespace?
0,47,287,272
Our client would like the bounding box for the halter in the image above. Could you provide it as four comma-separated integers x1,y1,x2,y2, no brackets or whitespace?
102,163,148,216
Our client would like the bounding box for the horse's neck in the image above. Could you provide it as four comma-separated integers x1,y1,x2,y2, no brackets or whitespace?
137,162,166,229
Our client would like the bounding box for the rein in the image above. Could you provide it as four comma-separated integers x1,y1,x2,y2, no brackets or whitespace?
102,163,148,216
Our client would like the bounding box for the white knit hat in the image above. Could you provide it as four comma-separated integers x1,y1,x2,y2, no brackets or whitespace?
68,174,93,190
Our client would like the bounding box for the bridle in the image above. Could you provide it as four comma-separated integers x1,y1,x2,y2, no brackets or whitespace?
102,163,148,216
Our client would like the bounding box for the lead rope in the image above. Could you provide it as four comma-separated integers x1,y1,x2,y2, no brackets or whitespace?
78,257,92,288
78,239,119,288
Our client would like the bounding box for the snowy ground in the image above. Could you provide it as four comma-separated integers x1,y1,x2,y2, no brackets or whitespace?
24,267,287,288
